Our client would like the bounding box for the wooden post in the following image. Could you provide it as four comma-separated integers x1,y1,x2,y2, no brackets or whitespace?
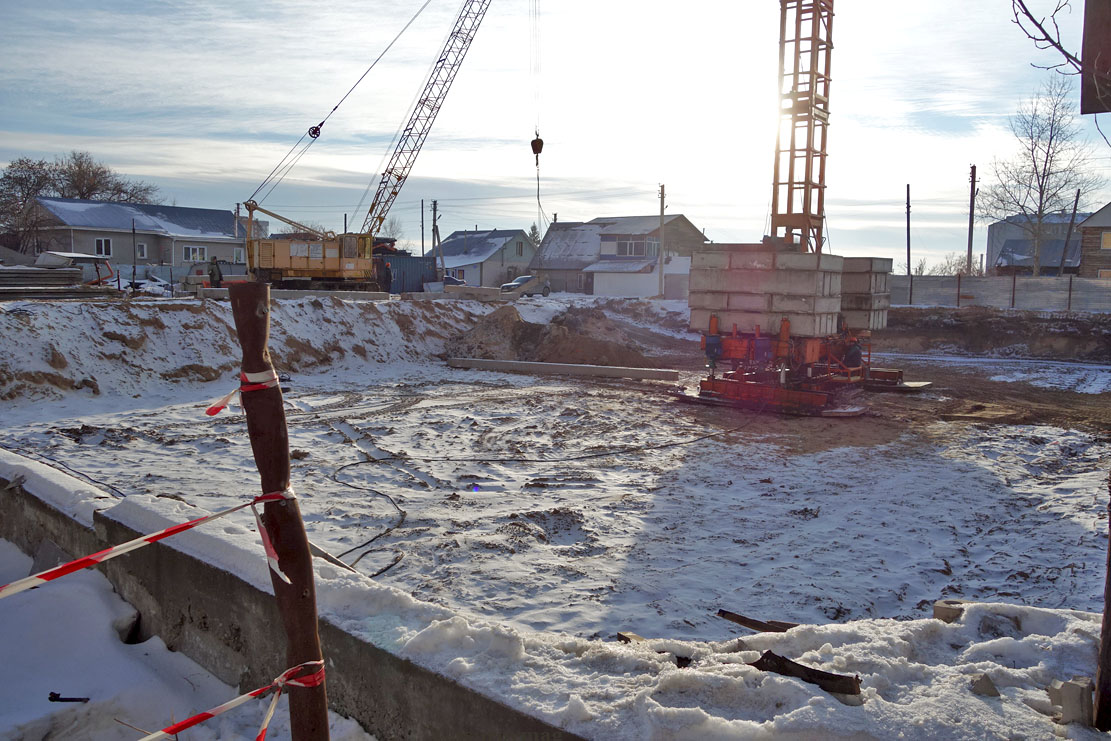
1011,273,1017,309
1068,275,1074,313
228,282,329,740
1095,474,1111,731
956,273,962,308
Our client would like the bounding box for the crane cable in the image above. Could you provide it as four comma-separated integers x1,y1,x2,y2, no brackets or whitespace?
248,0,435,205
530,0,550,233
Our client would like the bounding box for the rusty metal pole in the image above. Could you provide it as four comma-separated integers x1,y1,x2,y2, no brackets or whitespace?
1095,473,1111,731
228,282,329,740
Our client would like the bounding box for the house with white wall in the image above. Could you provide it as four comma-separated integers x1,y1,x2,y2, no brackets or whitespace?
530,215,705,295
435,228,535,287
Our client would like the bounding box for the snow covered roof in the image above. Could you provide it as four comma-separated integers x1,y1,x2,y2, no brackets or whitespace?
996,237,1081,268
588,214,684,235
37,197,240,241
435,229,526,268
530,222,599,271
992,212,1093,228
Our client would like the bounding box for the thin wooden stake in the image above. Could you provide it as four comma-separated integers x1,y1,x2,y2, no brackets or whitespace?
228,282,329,740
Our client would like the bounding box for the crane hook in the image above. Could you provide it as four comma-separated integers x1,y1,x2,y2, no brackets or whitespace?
530,131,543,166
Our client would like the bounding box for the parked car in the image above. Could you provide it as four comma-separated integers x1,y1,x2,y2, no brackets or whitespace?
443,275,466,286
499,274,550,297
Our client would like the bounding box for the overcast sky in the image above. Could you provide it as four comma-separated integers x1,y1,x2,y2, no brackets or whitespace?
2,0,1109,267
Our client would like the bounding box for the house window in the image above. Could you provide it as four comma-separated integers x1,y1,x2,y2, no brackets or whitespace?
233,247,245,264
135,242,147,259
617,240,646,256
95,238,112,257
1101,232,1111,250
183,245,207,262
456,269,464,281
1100,269,1111,279
516,241,523,256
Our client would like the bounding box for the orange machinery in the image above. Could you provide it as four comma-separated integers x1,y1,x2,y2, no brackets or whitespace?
688,315,923,416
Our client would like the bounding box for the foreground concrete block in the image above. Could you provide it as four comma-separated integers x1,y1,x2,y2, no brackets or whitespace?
1048,678,1094,726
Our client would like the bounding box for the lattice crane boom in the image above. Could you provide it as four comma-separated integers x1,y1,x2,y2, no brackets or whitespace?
361,0,492,235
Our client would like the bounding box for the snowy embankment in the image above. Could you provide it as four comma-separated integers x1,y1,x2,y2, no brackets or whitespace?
1,296,1109,738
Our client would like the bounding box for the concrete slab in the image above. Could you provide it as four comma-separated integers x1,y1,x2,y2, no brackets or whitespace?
841,293,891,311
841,272,888,294
689,309,838,337
842,257,893,273
691,251,730,270
840,309,888,331
447,357,679,381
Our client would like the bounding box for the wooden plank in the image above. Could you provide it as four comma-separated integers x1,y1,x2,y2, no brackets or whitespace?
717,609,798,633
447,357,679,381
748,650,861,695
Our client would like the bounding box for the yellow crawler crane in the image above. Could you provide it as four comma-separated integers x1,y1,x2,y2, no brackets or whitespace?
244,200,385,291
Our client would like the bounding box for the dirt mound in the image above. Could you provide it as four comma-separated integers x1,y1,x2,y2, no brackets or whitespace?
445,304,653,367
879,307,1111,361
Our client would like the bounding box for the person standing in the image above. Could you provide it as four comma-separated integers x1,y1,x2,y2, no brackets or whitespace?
382,261,393,294
208,257,223,288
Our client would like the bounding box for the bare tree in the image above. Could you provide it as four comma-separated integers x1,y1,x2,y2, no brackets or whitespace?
0,151,161,253
0,158,55,253
1011,0,1111,142
926,252,986,276
380,215,405,242
896,257,929,276
51,151,160,203
978,76,1102,276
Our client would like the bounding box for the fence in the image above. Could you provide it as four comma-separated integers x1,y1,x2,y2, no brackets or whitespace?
890,275,1111,313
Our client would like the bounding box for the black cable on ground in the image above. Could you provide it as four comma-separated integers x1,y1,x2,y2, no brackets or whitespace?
331,459,407,575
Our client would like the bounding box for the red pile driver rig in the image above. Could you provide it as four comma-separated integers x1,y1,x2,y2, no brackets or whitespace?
678,316,929,417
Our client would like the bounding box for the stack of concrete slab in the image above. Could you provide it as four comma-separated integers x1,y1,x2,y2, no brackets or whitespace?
688,245,843,337
840,257,892,330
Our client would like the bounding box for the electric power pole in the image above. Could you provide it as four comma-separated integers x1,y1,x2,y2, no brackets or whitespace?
657,184,666,298
421,198,425,257
905,184,911,276
966,165,977,275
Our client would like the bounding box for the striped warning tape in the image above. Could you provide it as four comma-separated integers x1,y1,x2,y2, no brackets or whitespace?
139,660,325,741
206,369,280,416
0,488,296,601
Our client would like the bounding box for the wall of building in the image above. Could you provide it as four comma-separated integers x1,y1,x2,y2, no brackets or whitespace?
1079,227,1111,278
37,228,245,268
890,274,1111,312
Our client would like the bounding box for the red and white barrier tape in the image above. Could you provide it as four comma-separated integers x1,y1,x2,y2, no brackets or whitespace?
206,370,280,416
139,660,325,741
0,488,296,601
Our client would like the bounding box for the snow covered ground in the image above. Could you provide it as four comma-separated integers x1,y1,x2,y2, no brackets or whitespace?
1,295,1109,738
0,538,371,739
